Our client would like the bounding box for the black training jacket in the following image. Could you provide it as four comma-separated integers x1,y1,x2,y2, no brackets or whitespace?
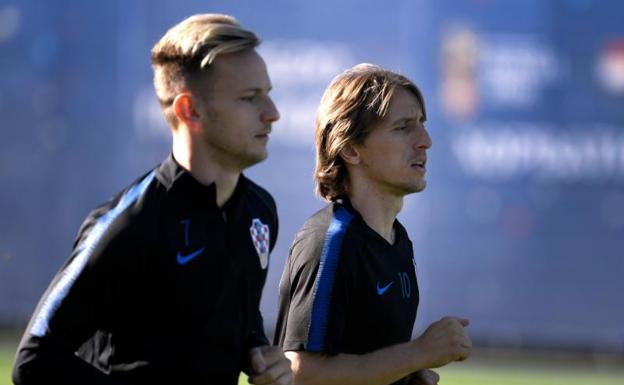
13,154,278,385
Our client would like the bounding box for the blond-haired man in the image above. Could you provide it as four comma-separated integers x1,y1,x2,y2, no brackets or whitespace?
13,14,291,385
274,64,471,385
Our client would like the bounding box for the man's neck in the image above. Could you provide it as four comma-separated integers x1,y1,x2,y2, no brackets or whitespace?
173,139,240,207
348,180,403,244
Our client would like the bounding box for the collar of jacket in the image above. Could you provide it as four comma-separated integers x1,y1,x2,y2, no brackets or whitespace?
155,153,249,211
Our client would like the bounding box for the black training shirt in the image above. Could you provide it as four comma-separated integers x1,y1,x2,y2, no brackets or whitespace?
274,199,419,383
13,154,277,385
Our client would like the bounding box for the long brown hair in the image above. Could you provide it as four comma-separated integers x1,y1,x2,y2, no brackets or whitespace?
314,64,426,201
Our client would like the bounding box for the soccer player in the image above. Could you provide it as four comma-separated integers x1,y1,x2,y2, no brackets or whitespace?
13,14,292,385
274,64,471,385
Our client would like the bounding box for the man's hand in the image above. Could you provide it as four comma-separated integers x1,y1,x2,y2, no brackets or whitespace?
408,369,440,385
411,316,472,369
248,345,293,385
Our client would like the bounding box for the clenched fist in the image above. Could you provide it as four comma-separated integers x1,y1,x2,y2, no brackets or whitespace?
410,316,472,369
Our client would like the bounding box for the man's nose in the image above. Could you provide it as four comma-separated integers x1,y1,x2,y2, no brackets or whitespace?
261,97,280,124
416,126,432,149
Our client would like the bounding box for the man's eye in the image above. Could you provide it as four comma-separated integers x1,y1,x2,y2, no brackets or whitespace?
241,95,258,102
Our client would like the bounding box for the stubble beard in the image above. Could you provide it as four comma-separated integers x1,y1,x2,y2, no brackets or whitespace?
392,178,427,197
200,115,269,171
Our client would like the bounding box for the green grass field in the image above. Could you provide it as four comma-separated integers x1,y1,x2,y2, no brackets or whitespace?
1,347,14,385
240,357,624,385
434,361,624,385
2,340,623,385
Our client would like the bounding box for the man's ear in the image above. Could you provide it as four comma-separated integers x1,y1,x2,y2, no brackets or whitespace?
339,144,361,165
172,93,201,128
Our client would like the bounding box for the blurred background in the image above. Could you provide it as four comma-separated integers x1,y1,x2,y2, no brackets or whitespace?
1,0,623,383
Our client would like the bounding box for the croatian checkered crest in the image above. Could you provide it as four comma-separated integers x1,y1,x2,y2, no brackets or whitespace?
249,218,269,269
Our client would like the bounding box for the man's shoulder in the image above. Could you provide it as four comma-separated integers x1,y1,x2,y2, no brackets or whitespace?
100,169,159,213
79,169,161,238
290,203,359,262
297,204,334,239
301,202,361,237
242,176,276,213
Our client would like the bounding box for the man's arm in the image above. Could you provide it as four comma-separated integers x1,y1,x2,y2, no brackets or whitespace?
285,317,471,385
247,345,293,385
12,189,147,385
12,235,131,385
12,265,127,385
242,306,292,385
13,334,126,385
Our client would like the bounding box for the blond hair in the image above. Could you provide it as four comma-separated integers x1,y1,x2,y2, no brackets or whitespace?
314,63,426,201
151,14,259,127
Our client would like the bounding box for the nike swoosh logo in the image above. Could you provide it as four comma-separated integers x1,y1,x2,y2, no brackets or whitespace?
376,281,393,296
176,247,206,265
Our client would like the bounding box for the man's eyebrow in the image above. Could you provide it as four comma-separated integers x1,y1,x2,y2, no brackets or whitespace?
392,116,425,125
240,86,272,93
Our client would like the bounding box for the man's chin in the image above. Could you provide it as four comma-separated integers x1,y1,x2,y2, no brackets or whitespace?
240,151,268,169
401,180,427,195
414,180,427,192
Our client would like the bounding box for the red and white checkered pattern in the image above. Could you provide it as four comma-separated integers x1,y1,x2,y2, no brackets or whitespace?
249,218,269,269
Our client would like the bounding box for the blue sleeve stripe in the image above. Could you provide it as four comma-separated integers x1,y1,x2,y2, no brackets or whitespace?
307,206,353,352
30,171,156,337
